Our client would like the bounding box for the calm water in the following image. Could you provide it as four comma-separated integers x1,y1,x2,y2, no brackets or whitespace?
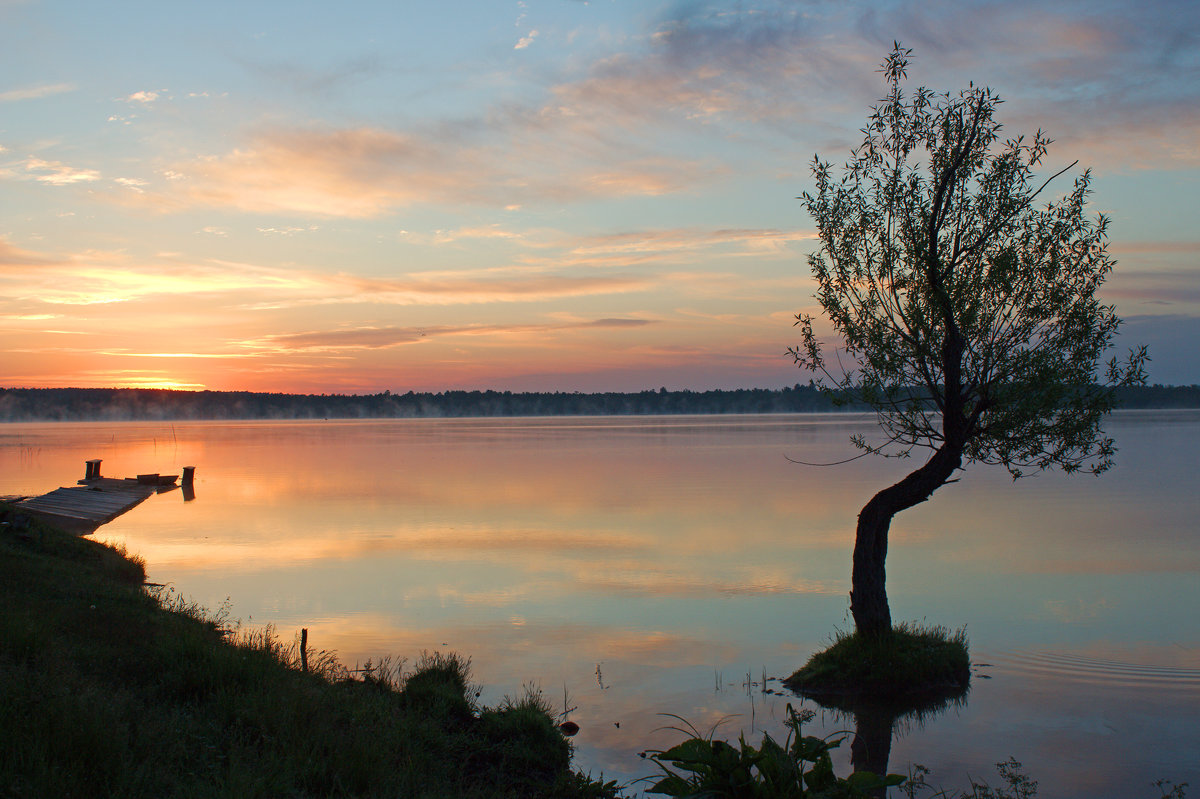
3,412,1198,796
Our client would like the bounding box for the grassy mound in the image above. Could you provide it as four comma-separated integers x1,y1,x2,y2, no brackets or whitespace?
0,503,617,799
784,622,970,705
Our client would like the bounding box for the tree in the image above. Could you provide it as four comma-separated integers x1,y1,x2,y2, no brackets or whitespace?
790,45,1148,639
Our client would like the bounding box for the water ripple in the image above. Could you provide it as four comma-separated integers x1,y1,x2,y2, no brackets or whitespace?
984,649,1200,692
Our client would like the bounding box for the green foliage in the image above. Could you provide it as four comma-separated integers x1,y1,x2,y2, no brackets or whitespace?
785,623,970,703
790,43,1147,478
644,705,904,798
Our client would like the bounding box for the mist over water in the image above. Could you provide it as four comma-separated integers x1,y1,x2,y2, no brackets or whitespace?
4,411,1198,795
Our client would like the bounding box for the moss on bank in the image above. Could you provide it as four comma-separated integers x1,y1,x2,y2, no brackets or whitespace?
0,503,618,799
783,623,970,705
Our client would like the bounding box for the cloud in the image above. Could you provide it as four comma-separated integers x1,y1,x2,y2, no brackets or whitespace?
352,224,810,275
256,225,319,235
247,316,657,353
1103,268,1200,306
431,225,537,245
0,313,58,321
0,237,63,267
0,237,660,312
539,5,867,135
570,227,812,257
515,29,539,50
1109,241,1200,255
23,157,100,185
162,128,455,217
0,82,75,102
627,2,1200,169
123,90,160,104
585,317,655,328
128,125,714,217
0,246,328,306
850,1,1200,168
0,221,806,319
328,271,655,307
513,227,814,270
574,570,839,597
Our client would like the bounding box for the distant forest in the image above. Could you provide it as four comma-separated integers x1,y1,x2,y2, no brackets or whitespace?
1,384,1198,422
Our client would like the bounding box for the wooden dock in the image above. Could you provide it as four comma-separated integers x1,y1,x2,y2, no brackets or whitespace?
18,480,158,534
12,460,195,535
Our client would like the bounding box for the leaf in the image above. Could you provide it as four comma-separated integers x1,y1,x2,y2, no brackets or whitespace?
657,738,717,767
647,775,695,796
846,770,890,790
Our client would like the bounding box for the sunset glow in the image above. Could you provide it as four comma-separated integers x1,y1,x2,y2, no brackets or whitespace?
3,1,1197,392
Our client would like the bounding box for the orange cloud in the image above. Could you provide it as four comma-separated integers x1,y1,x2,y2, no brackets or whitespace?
120,124,713,217
0,238,64,268
23,157,101,185
0,249,325,307
242,318,656,353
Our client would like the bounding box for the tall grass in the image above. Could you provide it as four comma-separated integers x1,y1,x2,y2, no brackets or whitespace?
785,622,970,705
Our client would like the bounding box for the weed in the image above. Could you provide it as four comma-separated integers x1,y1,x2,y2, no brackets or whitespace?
642,703,904,797
1154,780,1190,799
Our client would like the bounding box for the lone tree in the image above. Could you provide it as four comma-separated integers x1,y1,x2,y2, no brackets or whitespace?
790,45,1147,639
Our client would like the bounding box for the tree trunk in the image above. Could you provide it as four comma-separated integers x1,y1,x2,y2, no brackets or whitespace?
850,443,964,638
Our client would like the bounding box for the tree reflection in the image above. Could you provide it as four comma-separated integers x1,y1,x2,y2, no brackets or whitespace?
792,684,969,794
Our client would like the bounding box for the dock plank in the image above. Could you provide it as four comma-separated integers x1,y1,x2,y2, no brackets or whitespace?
19,482,157,529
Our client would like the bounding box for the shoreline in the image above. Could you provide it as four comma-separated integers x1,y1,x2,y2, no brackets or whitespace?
0,501,619,798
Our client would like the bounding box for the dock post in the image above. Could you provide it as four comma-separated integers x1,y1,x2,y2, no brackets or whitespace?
84,459,102,480
300,628,309,673
182,466,195,487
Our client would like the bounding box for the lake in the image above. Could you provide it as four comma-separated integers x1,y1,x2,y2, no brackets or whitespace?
3,412,1198,796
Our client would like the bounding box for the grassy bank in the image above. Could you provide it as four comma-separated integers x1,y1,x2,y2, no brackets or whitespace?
0,503,618,799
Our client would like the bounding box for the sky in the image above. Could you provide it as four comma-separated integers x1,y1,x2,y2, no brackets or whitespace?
2,0,1197,393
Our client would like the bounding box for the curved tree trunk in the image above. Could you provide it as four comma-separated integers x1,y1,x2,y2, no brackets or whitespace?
851,443,964,638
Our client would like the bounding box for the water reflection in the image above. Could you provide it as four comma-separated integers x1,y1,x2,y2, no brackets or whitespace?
2,413,1199,796
795,685,970,789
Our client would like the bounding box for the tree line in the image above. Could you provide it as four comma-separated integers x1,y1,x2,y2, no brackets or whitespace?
0,384,1195,422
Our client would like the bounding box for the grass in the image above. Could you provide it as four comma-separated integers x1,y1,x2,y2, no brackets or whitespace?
783,622,971,707
0,502,619,799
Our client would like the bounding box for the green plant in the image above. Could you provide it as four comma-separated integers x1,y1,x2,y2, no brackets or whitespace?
643,704,904,798
786,622,970,702
900,759,1038,799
